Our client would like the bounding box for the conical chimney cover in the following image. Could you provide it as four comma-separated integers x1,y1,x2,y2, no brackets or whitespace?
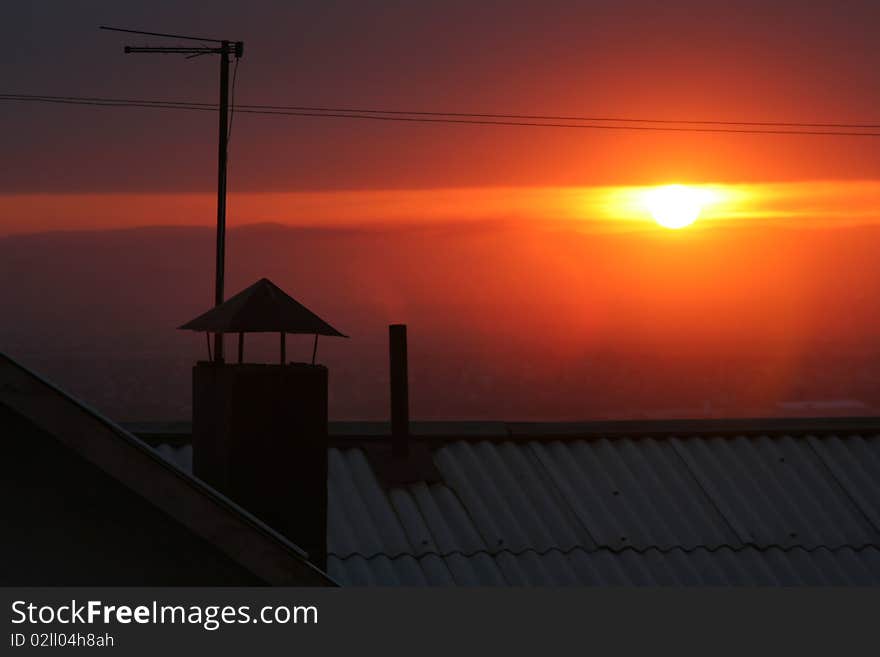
179,278,347,337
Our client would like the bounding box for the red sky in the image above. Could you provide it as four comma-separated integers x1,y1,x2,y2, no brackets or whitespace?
6,2,880,421
5,1,880,202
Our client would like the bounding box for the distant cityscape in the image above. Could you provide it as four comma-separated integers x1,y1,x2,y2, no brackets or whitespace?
6,338,878,422
4,222,880,422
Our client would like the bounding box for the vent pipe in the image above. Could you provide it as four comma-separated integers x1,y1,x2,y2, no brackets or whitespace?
389,324,410,457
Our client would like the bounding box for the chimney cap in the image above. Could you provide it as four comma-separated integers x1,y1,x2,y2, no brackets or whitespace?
178,277,348,337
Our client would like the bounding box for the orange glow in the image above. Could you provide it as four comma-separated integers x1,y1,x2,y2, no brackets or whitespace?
6,180,880,237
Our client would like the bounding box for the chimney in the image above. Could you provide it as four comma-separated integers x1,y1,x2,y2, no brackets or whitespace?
180,278,348,570
389,324,409,457
192,362,329,568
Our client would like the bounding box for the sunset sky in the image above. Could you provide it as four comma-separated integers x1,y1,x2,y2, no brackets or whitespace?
5,1,880,234
8,1,880,420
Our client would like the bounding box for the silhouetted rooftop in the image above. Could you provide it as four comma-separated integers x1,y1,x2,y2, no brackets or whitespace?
179,277,347,336
0,352,335,586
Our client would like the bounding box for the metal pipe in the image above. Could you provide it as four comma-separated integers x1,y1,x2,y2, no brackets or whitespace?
389,324,410,457
213,41,230,363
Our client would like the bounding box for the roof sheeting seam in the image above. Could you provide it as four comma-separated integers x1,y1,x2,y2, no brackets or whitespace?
432,450,511,554
525,441,602,547
805,434,880,534
668,436,754,543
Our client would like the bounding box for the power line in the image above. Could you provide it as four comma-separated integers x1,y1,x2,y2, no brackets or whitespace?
235,104,880,131
3,93,880,137
0,95,212,109
5,92,880,130
236,108,880,137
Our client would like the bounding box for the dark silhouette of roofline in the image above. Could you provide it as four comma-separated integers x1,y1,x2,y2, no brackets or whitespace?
0,352,337,586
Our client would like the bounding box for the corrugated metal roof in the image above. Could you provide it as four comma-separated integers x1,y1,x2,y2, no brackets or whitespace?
155,432,880,586
328,547,880,586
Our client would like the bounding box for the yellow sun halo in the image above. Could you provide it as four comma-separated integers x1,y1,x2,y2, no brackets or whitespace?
643,184,708,229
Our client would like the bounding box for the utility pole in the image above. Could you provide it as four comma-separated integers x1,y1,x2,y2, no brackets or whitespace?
100,26,243,363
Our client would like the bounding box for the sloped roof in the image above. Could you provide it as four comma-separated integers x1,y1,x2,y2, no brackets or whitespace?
179,278,347,336
325,437,880,585
152,420,880,586
0,352,335,586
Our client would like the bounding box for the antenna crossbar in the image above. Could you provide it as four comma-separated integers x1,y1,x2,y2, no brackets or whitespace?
124,46,224,54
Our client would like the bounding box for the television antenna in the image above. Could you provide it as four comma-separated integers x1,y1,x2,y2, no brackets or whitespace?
100,25,244,363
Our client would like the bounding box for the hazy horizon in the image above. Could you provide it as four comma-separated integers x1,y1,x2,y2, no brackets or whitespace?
4,219,880,422
8,179,880,236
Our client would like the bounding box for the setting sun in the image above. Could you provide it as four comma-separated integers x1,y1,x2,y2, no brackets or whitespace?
643,184,710,229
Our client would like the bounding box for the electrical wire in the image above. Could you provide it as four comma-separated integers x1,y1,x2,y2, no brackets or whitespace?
227,57,240,145
5,92,880,130
224,104,880,131
3,93,880,137
230,108,880,137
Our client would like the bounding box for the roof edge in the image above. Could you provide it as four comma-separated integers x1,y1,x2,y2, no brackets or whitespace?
0,352,337,587
127,416,880,447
